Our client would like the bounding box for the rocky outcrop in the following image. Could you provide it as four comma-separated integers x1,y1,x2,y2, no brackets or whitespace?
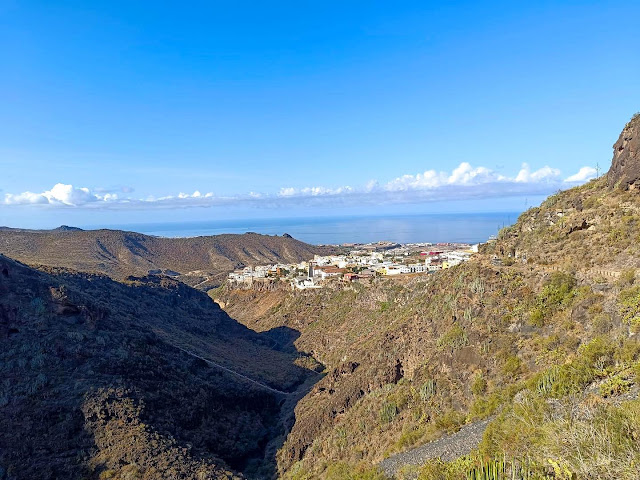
608,114,640,190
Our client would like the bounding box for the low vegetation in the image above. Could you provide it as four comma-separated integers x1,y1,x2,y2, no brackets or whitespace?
214,125,640,477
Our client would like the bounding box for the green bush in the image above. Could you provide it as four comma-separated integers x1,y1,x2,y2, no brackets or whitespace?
617,269,636,287
539,272,576,309
619,285,640,324
437,324,469,350
529,307,545,327
535,367,559,395
471,373,487,396
394,426,426,451
434,409,465,433
501,355,522,378
592,313,614,334
325,462,386,480
548,337,614,397
599,376,632,397
528,272,576,327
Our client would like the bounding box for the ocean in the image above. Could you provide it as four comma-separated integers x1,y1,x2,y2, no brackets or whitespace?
107,212,520,245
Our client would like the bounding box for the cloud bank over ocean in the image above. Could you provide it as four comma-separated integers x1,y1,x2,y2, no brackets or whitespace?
3,162,597,210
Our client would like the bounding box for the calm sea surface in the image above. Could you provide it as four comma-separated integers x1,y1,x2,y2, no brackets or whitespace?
105,212,519,245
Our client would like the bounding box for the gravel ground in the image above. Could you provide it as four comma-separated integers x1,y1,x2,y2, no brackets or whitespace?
379,419,492,478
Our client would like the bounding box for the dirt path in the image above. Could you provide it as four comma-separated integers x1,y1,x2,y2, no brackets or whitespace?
379,419,491,478
170,344,293,396
192,276,212,289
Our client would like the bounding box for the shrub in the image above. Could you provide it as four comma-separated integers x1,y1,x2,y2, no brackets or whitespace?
379,402,398,424
529,307,545,327
549,337,615,396
617,269,636,287
539,272,576,309
469,277,485,296
619,285,640,324
599,376,632,398
435,409,465,433
471,373,487,396
437,324,468,350
614,339,640,365
30,297,46,317
325,463,386,479
536,367,559,395
592,313,614,334
394,425,426,451
529,272,576,327
501,355,522,378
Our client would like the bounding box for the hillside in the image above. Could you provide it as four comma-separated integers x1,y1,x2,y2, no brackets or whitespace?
2,115,638,480
0,229,331,288
213,114,640,479
491,114,640,274
0,254,321,480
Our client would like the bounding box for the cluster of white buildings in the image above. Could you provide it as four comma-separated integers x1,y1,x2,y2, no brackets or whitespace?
228,243,478,290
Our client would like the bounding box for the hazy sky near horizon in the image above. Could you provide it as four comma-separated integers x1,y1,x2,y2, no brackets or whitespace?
1,1,639,228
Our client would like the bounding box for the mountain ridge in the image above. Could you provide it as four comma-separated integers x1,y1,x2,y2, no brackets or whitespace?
0,228,333,287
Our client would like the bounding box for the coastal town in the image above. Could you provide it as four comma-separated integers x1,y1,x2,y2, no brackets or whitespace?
228,241,479,289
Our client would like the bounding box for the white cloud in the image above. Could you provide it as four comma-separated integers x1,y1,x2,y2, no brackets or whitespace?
99,193,119,202
515,163,561,183
278,187,297,197
1,162,598,210
564,166,597,183
384,162,506,191
4,191,49,205
278,186,353,197
46,183,97,205
365,180,379,192
385,170,447,191
4,183,102,206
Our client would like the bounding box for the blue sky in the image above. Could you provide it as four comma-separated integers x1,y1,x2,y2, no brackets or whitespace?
1,1,639,228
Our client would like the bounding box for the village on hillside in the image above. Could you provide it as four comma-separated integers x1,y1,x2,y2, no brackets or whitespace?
228,241,479,289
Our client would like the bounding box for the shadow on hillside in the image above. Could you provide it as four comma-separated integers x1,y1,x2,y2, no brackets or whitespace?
258,325,302,353
135,318,324,479
0,257,324,480
81,316,323,480
232,324,326,479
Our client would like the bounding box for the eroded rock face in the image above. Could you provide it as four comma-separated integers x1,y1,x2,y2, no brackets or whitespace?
608,114,640,190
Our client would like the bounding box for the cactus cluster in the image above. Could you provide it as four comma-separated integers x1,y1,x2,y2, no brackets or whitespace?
419,379,437,402
536,367,559,395
466,457,537,480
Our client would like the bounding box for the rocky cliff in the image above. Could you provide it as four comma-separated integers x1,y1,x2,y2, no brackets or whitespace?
608,113,640,190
